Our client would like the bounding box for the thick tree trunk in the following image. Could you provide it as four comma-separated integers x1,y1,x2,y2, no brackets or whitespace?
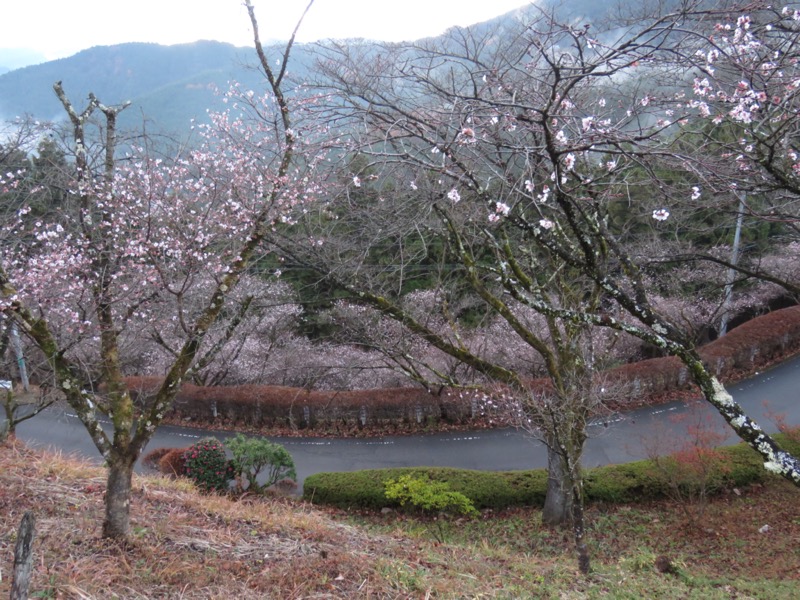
542,443,571,526
102,455,136,539
541,435,592,573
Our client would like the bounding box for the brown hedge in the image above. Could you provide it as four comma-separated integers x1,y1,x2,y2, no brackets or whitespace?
123,306,800,430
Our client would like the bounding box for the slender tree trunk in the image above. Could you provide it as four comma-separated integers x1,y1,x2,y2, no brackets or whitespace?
102,454,136,539
11,511,36,600
571,474,590,574
9,323,29,392
542,442,571,525
2,391,16,442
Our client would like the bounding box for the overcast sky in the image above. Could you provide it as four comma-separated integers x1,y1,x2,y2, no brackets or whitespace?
2,0,531,66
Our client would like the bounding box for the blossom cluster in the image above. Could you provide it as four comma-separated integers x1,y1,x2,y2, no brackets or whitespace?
1,83,331,360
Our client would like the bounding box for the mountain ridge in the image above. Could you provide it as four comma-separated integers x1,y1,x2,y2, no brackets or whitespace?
0,1,608,134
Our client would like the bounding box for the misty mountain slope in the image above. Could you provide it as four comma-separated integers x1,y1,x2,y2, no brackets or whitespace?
0,41,255,124
0,0,637,133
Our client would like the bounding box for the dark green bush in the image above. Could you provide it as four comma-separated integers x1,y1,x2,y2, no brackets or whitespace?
304,469,407,510
583,461,665,503
182,437,233,493
226,433,296,493
303,467,547,510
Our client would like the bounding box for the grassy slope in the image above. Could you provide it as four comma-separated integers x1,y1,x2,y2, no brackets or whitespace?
1,439,799,599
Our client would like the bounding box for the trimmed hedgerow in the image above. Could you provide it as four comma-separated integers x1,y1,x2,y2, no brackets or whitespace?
303,467,547,511
303,434,800,511
124,306,800,428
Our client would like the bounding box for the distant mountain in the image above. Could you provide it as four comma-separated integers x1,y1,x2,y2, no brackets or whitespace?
0,48,48,72
0,0,618,135
0,41,268,131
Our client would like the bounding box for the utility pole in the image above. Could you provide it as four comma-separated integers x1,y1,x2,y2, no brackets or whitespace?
719,192,746,337
9,322,29,392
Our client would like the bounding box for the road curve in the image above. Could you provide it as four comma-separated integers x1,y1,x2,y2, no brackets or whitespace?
15,354,800,489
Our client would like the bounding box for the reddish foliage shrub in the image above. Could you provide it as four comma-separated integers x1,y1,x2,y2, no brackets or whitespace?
141,447,173,470
158,448,187,477
646,404,732,523
266,478,299,497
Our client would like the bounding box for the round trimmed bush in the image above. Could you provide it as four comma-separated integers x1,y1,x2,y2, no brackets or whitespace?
182,437,233,493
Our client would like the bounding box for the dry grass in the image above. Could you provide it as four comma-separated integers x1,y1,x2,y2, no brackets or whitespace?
2,437,799,599
0,439,552,598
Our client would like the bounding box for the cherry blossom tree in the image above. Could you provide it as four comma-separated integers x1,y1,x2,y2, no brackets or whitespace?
653,4,800,315
281,156,627,572
686,5,800,202
271,0,800,572
0,0,324,539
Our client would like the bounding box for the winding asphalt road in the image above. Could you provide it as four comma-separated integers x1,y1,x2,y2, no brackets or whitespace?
15,354,800,489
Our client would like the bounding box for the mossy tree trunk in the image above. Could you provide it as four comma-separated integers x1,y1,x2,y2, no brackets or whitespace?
102,452,137,538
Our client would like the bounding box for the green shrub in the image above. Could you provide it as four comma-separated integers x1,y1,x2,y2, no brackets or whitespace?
226,433,297,493
583,461,665,503
384,474,478,542
182,437,233,493
304,469,403,509
384,474,477,517
303,467,547,510
304,436,799,511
